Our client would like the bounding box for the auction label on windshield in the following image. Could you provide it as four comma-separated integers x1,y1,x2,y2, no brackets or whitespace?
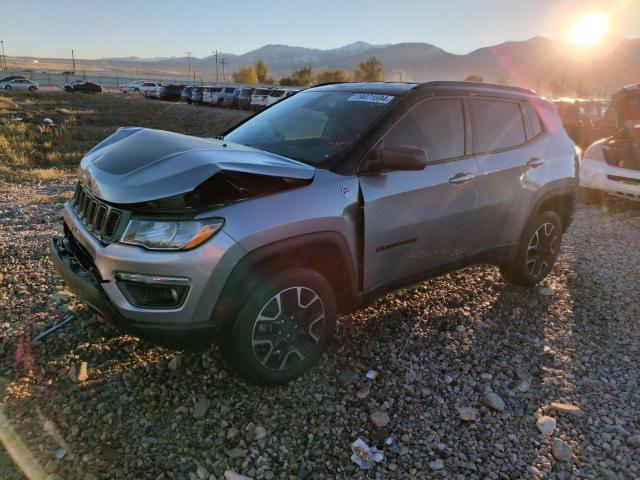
347,93,395,104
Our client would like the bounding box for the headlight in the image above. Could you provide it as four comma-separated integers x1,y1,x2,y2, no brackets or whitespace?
120,218,224,250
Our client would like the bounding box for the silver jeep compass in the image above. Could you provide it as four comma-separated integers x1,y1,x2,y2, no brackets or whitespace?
51,81,578,384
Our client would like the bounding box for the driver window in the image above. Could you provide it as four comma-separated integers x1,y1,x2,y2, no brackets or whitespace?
383,98,465,162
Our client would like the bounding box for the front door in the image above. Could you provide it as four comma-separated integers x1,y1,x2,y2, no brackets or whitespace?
359,97,479,292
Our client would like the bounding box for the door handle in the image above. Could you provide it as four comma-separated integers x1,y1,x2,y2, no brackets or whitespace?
527,157,545,168
449,172,475,184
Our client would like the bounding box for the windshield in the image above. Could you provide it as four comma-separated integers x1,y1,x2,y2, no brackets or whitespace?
224,91,396,166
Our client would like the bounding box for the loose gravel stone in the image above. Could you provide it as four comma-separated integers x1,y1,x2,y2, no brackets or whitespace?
552,439,573,462
550,402,583,416
458,407,477,421
1,180,639,479
192,399,211,419
536,416,557,436
370,410,390,429
483,391,505,411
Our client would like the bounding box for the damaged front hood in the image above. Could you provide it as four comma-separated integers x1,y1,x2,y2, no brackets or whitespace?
78,127,315,204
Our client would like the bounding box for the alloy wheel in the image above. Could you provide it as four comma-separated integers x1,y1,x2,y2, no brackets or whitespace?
525,222,558,277
251,286,325,371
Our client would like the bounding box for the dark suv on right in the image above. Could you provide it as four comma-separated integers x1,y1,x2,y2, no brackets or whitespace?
51,81,577,384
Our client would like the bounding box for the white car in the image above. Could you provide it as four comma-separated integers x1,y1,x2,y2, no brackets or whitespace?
250,88,274,110
1,78,38,91
580,84,640,203
202,86,224,105
121,81,163,94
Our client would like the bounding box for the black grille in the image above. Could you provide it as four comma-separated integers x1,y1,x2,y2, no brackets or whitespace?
71,184,123,243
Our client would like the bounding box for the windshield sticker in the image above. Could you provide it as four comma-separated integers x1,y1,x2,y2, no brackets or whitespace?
347,93,395,104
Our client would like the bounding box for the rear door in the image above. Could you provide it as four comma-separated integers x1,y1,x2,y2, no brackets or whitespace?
469,98,545,256
359,97,479,292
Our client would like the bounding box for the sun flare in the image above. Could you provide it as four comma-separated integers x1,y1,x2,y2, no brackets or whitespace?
570,12,609,47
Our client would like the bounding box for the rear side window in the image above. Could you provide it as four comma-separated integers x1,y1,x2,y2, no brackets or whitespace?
524,104,543,139
470,99,526,153
383,98,465,162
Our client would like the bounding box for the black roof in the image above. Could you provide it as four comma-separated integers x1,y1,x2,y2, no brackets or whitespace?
309,81,540,101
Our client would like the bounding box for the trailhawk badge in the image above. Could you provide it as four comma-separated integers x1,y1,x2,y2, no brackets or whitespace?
341,186,352,198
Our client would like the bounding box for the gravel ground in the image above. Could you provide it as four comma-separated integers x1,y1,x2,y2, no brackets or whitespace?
1,180,639,480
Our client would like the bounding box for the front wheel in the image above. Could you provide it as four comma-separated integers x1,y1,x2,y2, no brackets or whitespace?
4,85,11,90
28,86,36,92
500,211,562,287
220,267,337,385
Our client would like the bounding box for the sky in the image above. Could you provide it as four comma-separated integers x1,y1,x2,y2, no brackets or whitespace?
2,0,639,59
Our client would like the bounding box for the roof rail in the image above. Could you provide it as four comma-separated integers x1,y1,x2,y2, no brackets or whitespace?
413,81,537,95
311,81,349,87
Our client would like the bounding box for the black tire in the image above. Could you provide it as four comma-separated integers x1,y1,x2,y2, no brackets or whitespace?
220,267,337,385
28,86,36,92
581,187,608,205
500,211,563,287
4,85,11,90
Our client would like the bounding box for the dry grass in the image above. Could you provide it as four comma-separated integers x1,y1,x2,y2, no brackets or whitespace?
0,91,249,183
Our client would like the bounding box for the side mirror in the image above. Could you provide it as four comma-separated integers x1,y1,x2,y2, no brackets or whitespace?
367,144,428,172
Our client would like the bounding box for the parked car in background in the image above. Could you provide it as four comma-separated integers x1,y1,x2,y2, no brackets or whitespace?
158,84,185,100
0,75,27,83
180,86,196,103
64,81,102,93
581,84,640,203
121,81,163,94
250,88,274,110
265,88,300,107
203,86,224,105
51,81,577,384
1,78,38,91
219,87,237,107
190,87,205,104
236,87,256,110
554,98,609,148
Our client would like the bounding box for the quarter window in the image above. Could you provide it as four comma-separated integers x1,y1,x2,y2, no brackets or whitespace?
524,104,543,139
470,99,526,153
383,99,465,161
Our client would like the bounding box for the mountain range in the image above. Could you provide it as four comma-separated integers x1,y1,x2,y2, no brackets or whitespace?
8,37,640,93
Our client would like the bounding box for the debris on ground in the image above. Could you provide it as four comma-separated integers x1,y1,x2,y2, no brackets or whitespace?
350,438,384,470
366,370,379,380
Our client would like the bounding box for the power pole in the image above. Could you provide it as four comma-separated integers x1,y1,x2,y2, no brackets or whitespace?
0,40,7,71
71,49,76,74
214,50,219,83
220,58,227,83
185,51,192,78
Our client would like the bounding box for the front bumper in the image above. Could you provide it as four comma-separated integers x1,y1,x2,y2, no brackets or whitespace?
51,203,246,349
580,159,640,201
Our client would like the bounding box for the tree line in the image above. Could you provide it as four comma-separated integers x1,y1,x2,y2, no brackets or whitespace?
232,57,384,86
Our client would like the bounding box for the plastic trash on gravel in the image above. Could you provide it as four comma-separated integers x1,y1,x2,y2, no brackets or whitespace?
351,438,384,469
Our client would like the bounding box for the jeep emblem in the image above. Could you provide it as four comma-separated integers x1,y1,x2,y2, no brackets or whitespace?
341,186,352,198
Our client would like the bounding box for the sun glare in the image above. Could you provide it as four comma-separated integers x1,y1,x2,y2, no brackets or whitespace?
570,12,609,47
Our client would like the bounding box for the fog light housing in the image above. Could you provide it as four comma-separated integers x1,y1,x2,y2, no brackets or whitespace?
115,273,190,308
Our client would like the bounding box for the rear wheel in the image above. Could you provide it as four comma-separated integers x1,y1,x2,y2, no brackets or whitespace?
220,267,337,385
500,211,562,287
4,85,11,90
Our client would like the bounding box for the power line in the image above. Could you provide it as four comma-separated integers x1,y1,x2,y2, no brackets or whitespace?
185,51,193,78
